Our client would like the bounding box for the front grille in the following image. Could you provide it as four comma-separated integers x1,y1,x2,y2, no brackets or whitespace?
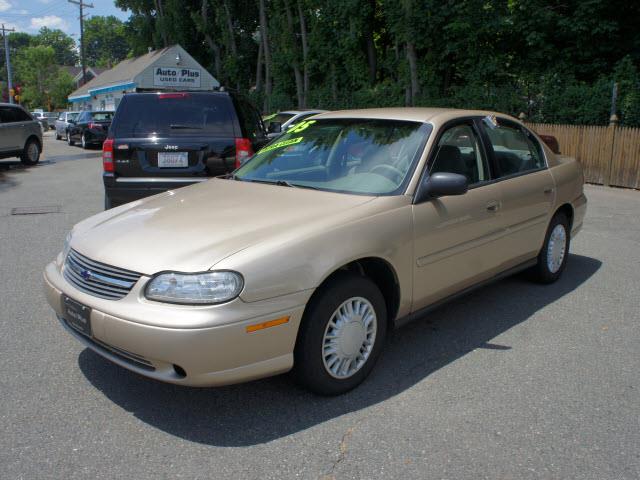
63,249,141,300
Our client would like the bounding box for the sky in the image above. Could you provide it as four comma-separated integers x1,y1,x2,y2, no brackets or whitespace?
0,0,130,36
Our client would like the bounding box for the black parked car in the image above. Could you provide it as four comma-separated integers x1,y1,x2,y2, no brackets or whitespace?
67,110,114,149
103,91,268,209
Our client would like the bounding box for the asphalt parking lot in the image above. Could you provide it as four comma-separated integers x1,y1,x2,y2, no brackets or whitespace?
1,133,639,480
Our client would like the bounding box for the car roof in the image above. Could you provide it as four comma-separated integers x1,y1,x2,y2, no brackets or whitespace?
313,107,518,126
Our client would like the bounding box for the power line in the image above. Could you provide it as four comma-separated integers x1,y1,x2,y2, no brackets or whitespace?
68,0,93,86
1,24,15,104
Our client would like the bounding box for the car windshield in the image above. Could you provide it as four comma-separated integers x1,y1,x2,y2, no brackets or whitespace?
235,119,431,195
263,112,295,129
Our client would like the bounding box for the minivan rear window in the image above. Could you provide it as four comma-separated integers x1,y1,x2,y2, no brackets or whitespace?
113,93,236,138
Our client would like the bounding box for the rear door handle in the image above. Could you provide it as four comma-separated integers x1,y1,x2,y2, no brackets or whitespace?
486,201,500,212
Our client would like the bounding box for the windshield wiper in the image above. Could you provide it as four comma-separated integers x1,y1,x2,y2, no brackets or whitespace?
169,124,203,129
240,178,318,189
274,180,318,190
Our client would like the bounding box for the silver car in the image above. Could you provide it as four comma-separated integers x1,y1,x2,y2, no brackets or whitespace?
55,111,80,141
0,103,42,165
264,109,327,139
30,111,49,132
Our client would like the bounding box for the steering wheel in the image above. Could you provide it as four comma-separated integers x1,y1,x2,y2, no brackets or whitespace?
370,164,404,183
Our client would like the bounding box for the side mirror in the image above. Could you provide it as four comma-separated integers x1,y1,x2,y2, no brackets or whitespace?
267,121,282,134
416,172,468,203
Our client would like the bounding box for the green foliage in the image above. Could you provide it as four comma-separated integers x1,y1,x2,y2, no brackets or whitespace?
14,46,74,110
83,16,130,67
32,28,78,66
110,0,640,126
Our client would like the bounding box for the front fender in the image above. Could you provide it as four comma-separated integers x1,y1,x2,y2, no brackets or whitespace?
214,196,415,318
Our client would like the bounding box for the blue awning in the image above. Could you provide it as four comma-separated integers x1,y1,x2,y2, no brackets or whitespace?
68,94,91,103
88,81,137,96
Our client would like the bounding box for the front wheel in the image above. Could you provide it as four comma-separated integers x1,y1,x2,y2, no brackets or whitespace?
530,212,570,283
20,139,40,165
67,130,74,146
293,273,387,395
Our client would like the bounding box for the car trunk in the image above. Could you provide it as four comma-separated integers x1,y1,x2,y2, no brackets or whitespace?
112,137,236,177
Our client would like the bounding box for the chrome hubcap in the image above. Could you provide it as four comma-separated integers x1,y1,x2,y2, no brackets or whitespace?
322,296,377,379
547,224,566,273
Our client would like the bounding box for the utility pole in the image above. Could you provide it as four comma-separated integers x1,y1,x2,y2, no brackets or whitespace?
68,0,94,86
1,24,15,104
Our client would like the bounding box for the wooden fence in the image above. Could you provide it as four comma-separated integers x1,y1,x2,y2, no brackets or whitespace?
525,122,640,189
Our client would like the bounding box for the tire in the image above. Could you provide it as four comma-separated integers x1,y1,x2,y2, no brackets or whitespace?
67,130,74,146
293,273,387,395
529,212,570,284
20,138,40,165
81,133,88,149
104,194,113,210
55,131,61,140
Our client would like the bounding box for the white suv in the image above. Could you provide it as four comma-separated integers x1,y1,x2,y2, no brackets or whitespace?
0,103,43,165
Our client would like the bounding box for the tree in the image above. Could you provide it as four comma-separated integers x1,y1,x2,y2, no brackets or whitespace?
84,16,130,67
33,28,78,66
15,46,63,109
109,0,640,125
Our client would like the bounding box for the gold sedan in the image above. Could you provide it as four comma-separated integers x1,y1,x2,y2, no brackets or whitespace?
43,108,587,395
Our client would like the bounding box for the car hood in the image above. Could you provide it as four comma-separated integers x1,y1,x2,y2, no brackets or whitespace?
70,179,377,275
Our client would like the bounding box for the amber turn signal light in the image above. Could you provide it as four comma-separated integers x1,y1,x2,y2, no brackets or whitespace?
246,316,290,333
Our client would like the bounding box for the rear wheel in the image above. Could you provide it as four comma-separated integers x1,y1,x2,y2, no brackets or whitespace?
81,133,88,149
66,130,74,146
104,194,113,210
293,273,387,395
20,139,40,165
530,212,570,283
55,130,61,140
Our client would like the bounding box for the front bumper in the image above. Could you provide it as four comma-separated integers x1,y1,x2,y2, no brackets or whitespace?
44,260,311,387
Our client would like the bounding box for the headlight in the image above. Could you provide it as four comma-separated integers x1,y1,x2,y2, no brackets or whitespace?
145,271,244,305
62,231,72,261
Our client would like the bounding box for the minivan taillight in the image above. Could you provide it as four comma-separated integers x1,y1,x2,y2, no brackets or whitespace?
103,138,114,172
235,138,253,168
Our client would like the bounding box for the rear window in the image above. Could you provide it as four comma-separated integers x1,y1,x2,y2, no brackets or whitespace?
113,93,236,138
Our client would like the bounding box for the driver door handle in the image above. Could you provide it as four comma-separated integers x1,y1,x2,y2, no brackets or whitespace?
486,201,500,212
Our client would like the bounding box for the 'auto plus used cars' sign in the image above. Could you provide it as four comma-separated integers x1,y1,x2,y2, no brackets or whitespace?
153,67,201,88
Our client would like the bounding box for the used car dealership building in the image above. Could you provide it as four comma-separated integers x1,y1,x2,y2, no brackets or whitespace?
67,45,220,111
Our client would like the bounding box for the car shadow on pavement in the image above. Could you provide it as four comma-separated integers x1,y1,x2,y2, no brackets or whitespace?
79,254,601,446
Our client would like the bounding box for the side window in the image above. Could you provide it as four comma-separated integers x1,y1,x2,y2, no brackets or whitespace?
0,107,15,123
14,108,31,122
481,122,545,177
430,124,489,185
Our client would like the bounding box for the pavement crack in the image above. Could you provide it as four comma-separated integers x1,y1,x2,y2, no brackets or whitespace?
319,418,366,480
